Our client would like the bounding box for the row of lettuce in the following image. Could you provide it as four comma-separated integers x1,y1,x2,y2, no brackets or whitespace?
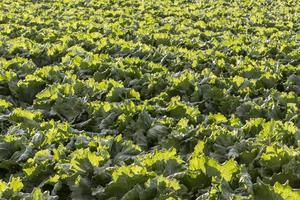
0,106,299,199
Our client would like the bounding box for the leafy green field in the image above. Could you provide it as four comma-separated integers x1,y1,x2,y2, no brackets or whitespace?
0,0,299,199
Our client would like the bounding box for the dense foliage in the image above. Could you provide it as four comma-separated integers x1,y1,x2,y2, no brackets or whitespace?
0,0,299,199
